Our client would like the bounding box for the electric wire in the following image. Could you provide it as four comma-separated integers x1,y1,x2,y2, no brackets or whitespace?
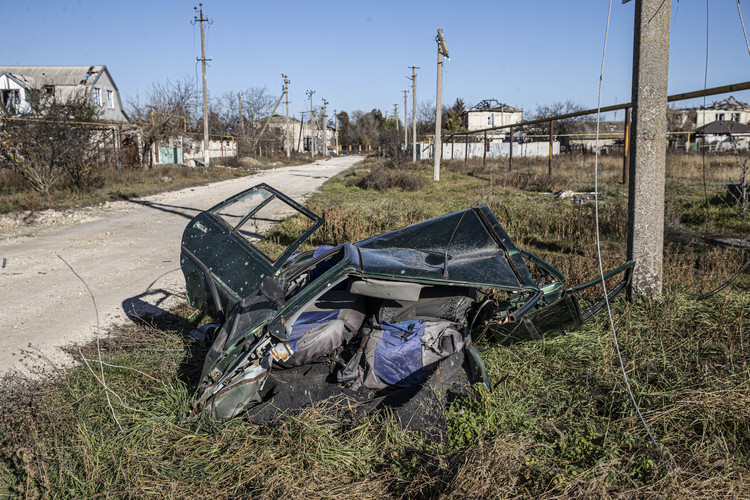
738,0,750,55
697,258,750,300
701,0,710,234
592,0,671,470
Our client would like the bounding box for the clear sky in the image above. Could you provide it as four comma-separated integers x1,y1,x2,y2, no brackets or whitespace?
3,0,750,119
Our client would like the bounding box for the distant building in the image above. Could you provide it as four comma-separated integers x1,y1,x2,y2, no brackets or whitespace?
0,65,129,123
465,99,523,136
670,96,750,130
563,121,626,153
695,120,750,151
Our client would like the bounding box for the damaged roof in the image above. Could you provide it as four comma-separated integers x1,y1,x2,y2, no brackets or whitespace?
468,99,522,113
0,65,108,88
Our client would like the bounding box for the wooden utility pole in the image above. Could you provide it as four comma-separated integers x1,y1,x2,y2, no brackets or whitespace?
627,0,671,298
283,74,290,159
409,66,419,163
433,29,449,181
403,90,409,149
307,90,315,157
193,4,212,167
548,120,554,176
322,99,328,156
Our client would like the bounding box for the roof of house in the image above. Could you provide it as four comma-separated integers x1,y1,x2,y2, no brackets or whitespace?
0,65,111,89
695,120,750,134
468,99,522,113
567,121,626,136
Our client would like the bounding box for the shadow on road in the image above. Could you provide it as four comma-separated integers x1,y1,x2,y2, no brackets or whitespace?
122,198,202,221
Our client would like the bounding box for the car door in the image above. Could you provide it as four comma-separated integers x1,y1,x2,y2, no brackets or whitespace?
181,183,324,320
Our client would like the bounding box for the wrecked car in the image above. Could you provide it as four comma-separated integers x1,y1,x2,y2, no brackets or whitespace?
180,183,634,423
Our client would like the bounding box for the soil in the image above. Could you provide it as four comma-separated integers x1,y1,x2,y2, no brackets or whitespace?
0,156,364,376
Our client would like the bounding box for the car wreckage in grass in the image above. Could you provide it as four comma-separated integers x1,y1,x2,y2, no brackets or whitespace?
181,183,634,422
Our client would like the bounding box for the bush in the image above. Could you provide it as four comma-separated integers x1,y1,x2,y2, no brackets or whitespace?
349,159,428,191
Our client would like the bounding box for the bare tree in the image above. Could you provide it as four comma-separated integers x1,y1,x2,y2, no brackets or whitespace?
216,87,279,156
0,92,105,194
127,78,199,168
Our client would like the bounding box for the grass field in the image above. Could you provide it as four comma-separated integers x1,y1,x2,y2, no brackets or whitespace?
1,152,748,498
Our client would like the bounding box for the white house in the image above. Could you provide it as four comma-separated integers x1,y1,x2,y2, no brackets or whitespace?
465,99,523,136
0,65,129,123
670,96,750,129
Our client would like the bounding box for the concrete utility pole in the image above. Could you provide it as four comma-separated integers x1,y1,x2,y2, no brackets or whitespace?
322,99,328,156
433,29,449,181
394,104,399,131
334,109,339,154
403,90,409,149
627,0,672,298
307,90,315,157
237,92,244,157
409,66,419,163
193,4,212,167
283,74,290,159
297,111,306,153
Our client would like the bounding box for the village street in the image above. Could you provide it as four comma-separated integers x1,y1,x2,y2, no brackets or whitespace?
0,156,363,376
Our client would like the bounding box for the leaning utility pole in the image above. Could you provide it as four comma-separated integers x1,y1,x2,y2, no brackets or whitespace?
433,29,449,181
193,4,212,167
403,90,409,149
322,99,328,156
627,0,672,298
283,74,290,159
409,66,419,163
307,90,315,157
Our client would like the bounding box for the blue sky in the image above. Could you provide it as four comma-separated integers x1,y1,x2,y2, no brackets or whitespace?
3,0,750,119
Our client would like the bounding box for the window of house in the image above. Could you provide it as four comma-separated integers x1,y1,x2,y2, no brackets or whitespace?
1,90,20,112
717,113,725,121
676,114,683,124
93,88,102,106
487,115,494,127
42,85,54,99
731,113,740,122
106,89,114,109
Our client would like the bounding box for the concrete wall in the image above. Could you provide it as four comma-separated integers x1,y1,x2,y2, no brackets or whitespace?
415,140,560,160
466,110,523,133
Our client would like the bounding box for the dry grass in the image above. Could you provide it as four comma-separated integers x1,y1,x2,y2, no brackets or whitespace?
0,152,748,498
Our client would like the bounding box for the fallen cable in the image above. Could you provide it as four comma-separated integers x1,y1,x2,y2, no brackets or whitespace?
698,258,750,300
592,0,672,471
57,254,123,431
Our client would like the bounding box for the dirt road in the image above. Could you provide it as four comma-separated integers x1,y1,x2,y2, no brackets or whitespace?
0,156,363,376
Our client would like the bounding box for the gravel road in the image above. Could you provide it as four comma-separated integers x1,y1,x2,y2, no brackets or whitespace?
0,156,363,376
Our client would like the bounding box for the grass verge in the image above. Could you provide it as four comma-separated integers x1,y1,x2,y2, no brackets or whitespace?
0,154,748,498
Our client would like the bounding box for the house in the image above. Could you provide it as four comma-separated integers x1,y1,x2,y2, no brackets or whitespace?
465,99,523,136
694,120,750,151
563,121,625,153
0,65,129,123
670,96,750,130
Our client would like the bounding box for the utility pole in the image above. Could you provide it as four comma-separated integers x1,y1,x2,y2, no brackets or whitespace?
193,4,212,167
334,109,339,154
322,99,328,156
297,111,306,153
307,90,315,157
433,29,449,181
307,90,317,158
283,74,290,159
409,66,419,163
394,104,399,131
627,0,672,298
403,90,409,149
237,92,244,157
